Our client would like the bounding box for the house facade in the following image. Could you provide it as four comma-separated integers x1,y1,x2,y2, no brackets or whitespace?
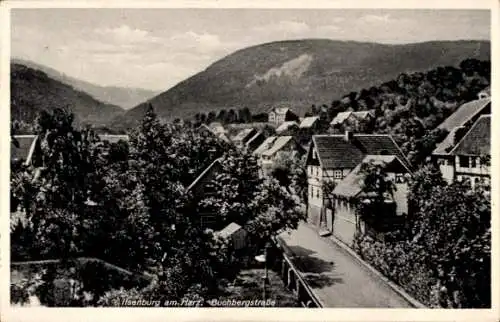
330,155,411,246
305,132,411,231
268,107,299,126
448,115,491,190
432,97,490,183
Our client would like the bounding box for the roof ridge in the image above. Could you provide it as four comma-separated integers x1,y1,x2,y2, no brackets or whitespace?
186,158,223,191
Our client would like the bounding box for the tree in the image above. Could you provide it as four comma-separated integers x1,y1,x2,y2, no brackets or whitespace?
198,150,305,252
17,108,104,260
238,107,252,123
270,152,307,203
408,181,490,307
356,165,490,308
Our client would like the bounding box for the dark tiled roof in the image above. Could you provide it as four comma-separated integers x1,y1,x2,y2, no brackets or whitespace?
245,131,264,150
312,134,410,170
11,135,37,164
450,115,490,156
437,98,490,132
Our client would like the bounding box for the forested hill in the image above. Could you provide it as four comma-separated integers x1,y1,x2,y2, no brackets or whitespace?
12,58,159,109
114,39,490,128
11,63,125,127
314,58,490,166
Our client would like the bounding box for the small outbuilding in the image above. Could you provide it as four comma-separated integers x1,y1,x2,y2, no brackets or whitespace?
214,222,248,250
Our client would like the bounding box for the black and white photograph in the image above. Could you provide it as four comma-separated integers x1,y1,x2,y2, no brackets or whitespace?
3,1,496,317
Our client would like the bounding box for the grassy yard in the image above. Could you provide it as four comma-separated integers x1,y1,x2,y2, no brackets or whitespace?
217,268,300,307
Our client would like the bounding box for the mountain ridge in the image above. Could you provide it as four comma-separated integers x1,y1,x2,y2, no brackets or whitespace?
114,39,490,129
11,63,125,127
12,58,159,110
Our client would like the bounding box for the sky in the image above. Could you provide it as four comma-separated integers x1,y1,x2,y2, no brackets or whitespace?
11,9,490,91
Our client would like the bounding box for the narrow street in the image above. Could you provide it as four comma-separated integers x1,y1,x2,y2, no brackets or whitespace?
277,223,413,308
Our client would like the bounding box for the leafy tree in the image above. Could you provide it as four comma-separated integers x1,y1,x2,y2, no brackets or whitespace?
270,152,307,203
238,107,252,123
355,165,490,308
198,150,305,252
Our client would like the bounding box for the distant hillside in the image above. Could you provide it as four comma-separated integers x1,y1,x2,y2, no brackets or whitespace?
12,58,159,109
11,63,124,126
115,39,490,129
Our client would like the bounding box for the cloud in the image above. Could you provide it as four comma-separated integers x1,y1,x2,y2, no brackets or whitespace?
316,25,342,33
94,25,160,44
169,31,226,53
254,21,310,34
359,14,392,24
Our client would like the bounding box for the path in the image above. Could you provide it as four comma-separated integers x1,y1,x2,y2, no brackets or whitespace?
277,223,413,308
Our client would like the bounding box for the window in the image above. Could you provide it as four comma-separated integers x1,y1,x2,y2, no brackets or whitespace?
471,157,477,168
459,156,470,168
309,185,313,198
334,170,342,179
316,187,320,199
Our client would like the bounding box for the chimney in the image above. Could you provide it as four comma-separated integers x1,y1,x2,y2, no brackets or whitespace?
344,130,353,142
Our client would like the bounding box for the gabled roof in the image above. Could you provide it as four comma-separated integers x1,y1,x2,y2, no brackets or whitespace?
433,127,463,155
245,131,264,148
232,128,256,143
330,110,374,125
311,134,411,170
98,134,129,144
276,121,299,133
262,136,295,157
353,110,375,119
208,122,227,134
253,136,277,156
450,115,490,156
433,98,490,155
269,107,291,115
11,135,38,165
198,124,231,143
214,222,244,239
332,155,410,198
330,112,353,125
437,98,490,132
186,158,222,192
299,116,319,128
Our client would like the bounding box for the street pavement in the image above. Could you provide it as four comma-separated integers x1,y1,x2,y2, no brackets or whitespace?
277,223,413,308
